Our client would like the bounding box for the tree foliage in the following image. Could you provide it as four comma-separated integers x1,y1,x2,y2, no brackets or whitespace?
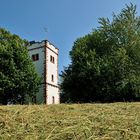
61,4,140,103
0,28,41,104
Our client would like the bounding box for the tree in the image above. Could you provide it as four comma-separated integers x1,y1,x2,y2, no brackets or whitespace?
0,28,41,104
60,4,140,103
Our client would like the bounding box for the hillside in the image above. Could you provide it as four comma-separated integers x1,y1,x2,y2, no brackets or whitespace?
0,103,140,140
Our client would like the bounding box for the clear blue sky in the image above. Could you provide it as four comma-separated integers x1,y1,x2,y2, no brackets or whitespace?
0,0,140,73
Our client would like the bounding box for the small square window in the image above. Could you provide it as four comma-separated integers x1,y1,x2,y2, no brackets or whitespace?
32,54,39,61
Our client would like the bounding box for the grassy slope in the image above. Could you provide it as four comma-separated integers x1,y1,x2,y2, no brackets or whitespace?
0,103,140,140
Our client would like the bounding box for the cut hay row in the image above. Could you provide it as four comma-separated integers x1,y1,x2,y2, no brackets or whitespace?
0,103,140,140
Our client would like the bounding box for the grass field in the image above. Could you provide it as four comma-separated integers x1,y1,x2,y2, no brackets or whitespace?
0,103,140,140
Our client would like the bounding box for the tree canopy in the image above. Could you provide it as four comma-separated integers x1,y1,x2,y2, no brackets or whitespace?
61,4,140,103
0,28,41,104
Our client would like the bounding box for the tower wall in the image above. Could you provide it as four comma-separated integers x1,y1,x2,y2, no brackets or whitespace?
45,41,59,104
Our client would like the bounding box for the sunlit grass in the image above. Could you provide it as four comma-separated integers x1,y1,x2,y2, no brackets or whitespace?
0,103,140,140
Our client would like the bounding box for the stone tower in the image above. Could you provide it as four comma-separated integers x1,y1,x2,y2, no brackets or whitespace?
28,40,59,104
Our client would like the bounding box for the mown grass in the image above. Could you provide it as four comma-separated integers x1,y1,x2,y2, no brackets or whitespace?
0,103,140,140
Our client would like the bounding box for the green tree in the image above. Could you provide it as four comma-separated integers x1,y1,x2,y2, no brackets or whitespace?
0,28,41,104
61,4,140,103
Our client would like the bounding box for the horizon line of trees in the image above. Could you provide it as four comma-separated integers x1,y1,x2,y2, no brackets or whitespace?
1,3,140,104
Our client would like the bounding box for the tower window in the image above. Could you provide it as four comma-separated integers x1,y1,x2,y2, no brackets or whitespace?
52,96,55,104
51,75,54,82
53,57,55,63
50,55,55,63
32,54,39,61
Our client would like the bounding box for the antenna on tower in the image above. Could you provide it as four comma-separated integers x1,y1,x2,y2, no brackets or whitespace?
43,27,48,33
43,27,48,40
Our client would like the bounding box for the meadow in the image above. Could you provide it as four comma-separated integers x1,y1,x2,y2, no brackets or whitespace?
0,103,140,140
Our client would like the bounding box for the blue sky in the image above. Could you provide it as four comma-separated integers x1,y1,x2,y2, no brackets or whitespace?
0,0,140,73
